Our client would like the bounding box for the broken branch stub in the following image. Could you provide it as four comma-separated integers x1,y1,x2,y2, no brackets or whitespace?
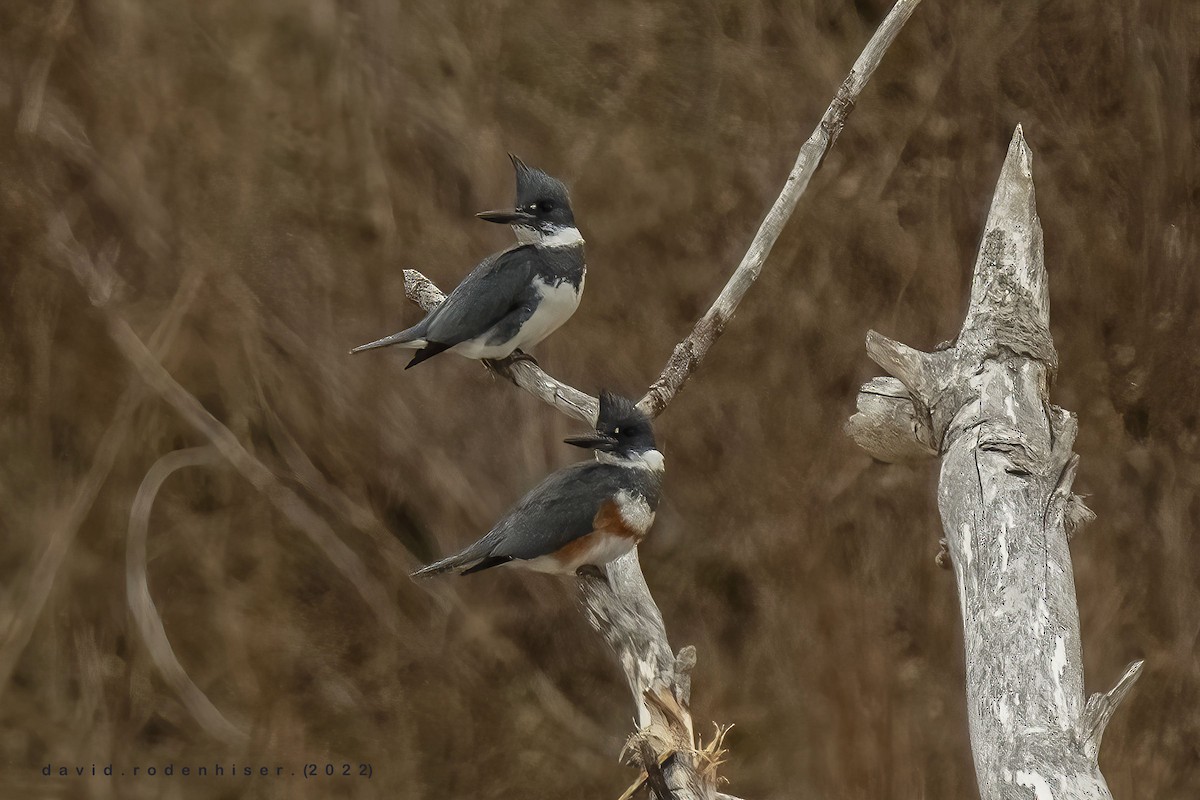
848,126,1141,799
580,551,713,800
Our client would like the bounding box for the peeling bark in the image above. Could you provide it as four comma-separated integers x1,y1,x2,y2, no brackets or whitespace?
848,126,1141,799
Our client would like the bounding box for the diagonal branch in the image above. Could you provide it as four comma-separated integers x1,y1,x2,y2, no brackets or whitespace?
638,0,924,417
403,0,925,424
1078,660,1145,761
396,4,925,798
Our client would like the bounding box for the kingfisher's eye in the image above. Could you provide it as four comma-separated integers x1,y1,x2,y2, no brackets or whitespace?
537,200,555,213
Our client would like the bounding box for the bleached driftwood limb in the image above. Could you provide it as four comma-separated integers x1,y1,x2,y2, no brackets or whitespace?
400,3,924,796
847,126,1142,798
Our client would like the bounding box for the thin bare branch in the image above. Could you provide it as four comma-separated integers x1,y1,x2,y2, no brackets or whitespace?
639,0,924,416
402,0,924,424
15,0,74,137
581,551,711,800
1079,660,1145,761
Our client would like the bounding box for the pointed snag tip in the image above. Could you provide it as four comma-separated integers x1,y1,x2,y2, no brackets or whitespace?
1003,124,1034,180
1121,659,1146,688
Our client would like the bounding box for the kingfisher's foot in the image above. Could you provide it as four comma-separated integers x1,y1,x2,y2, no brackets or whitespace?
508,349,540,368
575,564,607,582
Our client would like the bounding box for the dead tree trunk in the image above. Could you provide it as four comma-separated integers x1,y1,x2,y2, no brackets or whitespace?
847,126,1143,799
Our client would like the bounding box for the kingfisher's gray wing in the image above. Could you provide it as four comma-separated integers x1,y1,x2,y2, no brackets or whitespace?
486,462,629,560
351,245,539,359
422,245,540,346
412,462,657,577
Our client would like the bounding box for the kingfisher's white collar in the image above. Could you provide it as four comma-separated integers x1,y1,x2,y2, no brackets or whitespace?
514,224,584,248
597,448,665,472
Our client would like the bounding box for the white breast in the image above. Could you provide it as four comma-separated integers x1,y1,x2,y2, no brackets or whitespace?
449,272,582,360
615,489,655,536
513,274,584,349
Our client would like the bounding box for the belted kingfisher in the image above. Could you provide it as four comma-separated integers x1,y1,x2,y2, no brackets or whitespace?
351,155,585,368
412,392,664,577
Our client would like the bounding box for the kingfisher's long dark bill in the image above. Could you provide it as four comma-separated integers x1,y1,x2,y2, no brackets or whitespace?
349,331,409,354
563,432,618,451
475,208,536,225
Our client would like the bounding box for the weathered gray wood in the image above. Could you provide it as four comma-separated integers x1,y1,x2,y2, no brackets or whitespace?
399,3,926,796
579,551,712,800
845,376,937,462
849,126,1142,799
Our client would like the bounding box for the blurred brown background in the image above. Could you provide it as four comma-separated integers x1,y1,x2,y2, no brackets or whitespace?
1,0,1197,798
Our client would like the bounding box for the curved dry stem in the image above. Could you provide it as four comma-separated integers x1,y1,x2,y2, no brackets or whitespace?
0,264,204,705
126,446,247,745
58,220,400,635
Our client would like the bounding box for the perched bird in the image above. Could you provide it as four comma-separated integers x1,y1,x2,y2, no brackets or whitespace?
351,154,585,369
413,392,664,577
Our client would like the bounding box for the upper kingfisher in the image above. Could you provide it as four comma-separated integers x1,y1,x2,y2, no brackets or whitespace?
412,392,664,577
351,155,585,368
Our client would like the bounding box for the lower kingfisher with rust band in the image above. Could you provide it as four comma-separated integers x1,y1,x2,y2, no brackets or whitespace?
412,391,664,577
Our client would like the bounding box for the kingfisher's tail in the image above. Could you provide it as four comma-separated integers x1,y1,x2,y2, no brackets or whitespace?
411,550,513,578
349,324,426,355
411,553,470,578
